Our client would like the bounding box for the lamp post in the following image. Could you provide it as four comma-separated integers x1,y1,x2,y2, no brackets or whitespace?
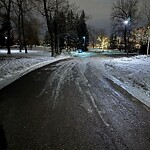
5,36,8,48
83,36,86,47
124,19,129,56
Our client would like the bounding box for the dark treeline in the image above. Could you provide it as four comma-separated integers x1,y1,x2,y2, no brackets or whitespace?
0,0,89,56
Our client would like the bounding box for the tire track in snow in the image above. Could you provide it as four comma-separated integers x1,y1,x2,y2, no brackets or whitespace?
73,60,111,128
48,59,78,108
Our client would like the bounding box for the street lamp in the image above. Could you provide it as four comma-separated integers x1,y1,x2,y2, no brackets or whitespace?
124,20,129,25
83,36,86,47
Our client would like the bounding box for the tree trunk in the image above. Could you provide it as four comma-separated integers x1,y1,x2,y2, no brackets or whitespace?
18,4,22,52
43,0,54,57
55,0,60,54
20,0,27,53
7,0,12,54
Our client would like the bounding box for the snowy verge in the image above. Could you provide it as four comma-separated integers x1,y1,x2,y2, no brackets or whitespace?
0,49,72,90
106,76,150,109
103,55,150,108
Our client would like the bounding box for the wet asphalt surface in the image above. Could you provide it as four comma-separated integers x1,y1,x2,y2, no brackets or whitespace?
0,57,150,150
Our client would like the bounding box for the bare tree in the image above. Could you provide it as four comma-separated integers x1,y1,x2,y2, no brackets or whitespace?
111,0,140,28
88,26,96,48
0,0,12,54
111,0,140,53
97,29,107,49
88,26,105,49
18,0,27,53
12,0,34,53
24,17,40,48
31,0,57,56
32,0,78,56
43,0,55,56
141,0,150,25
11,0,22,52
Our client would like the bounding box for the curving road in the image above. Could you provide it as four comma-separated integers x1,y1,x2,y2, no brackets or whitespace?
0,57,150,150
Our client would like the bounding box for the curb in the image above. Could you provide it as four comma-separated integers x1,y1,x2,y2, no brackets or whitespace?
105,77,150,111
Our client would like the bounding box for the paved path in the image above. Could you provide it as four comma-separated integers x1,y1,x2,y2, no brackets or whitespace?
0,58,150,150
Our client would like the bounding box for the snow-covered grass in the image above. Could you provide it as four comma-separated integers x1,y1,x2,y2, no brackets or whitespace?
0,49,71,89
70,49,135,58
103,55,150,108
89,48,126,54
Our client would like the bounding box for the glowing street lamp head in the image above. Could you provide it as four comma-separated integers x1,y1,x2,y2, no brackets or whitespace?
124,20,129,25
83,36,85,39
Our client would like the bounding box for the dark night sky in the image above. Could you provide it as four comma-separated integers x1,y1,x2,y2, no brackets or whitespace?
69,0,115,34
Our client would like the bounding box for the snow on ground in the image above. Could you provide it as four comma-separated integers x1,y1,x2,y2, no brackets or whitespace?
89,48,125,54
70,50,150,108
0,48,71,89
0,48,150,108
103,55,150,108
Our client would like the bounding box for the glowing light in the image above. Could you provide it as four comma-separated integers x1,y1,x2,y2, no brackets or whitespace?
124,20,129,25
97,37,109,49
